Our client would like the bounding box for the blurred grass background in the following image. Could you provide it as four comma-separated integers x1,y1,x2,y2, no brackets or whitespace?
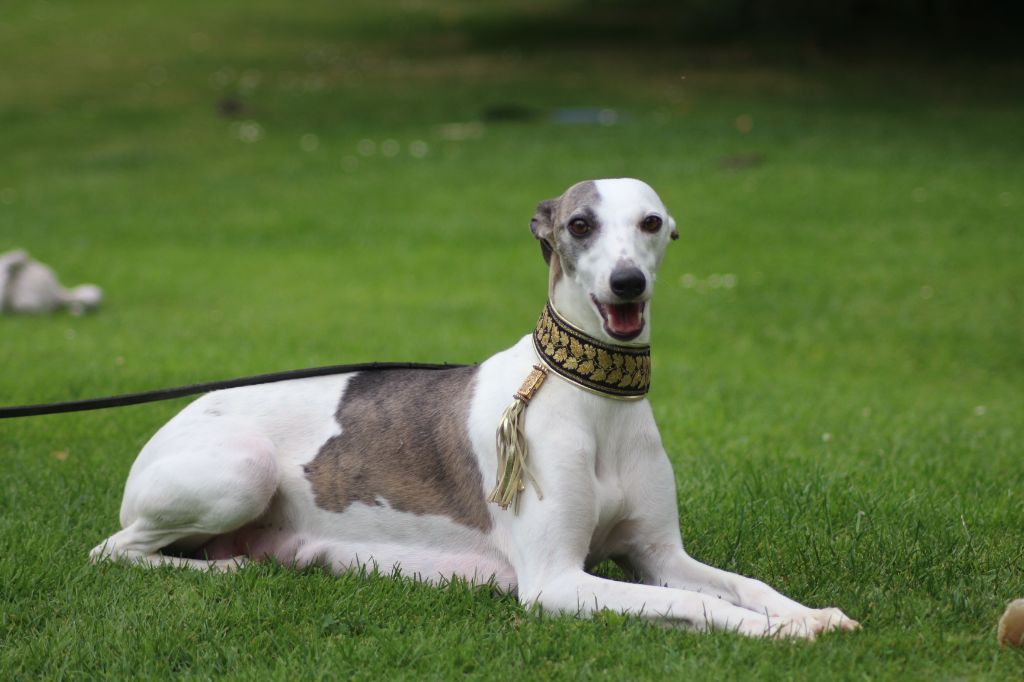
1,0,1022,678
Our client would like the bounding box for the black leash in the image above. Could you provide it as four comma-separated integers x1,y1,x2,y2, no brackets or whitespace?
0,362,469,419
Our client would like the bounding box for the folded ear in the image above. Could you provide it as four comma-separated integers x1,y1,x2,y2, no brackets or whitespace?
530,198,557,265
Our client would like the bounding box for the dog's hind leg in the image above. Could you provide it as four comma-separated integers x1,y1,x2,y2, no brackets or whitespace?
89,521,247,571
90,415,279,570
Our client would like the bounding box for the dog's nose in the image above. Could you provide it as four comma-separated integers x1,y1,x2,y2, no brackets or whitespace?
609,267,646,299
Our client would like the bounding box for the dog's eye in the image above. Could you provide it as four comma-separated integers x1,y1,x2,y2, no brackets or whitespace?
640,215,663,233
567,218,591,237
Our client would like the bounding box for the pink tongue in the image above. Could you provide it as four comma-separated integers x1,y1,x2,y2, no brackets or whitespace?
607,303,643,334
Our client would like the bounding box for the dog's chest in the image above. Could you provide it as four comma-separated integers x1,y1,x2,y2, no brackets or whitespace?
572,444,646,569
588,470,627,553
584,409,651,557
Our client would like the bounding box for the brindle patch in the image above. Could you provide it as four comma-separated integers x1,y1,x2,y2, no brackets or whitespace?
303,367,491,532
531,180,602,279
559,180,600,216
553,181,601,276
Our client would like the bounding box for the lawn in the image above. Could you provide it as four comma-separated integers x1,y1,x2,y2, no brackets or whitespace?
2,0,1023,678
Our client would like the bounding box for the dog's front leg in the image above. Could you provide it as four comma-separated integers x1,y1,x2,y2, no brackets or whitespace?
612,435,859,637
518,567,817,638
505,467,814,638
629,543,860,636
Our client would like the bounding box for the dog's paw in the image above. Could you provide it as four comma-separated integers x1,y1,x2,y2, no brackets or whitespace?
770,608,858,639
731,615,814,640
805,607,859,634
766,616,819,641
751,609,859,641
88,543,114,563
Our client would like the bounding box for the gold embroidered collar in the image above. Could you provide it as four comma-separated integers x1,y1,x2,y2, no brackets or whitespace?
533,302,651,400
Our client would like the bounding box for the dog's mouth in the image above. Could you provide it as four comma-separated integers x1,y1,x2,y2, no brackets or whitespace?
591,296,646,341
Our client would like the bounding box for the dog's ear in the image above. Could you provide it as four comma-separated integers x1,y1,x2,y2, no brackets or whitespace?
530,198,557,265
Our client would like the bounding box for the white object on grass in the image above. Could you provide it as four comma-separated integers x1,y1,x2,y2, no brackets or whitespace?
998,599,1024,647
0,249,103,315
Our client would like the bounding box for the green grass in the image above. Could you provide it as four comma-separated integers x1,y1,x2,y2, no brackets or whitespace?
2,0,1023,678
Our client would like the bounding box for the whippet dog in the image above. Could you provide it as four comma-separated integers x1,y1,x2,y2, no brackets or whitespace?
92,179,858,639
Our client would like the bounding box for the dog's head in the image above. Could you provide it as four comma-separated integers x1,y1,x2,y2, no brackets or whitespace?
530,178,677,344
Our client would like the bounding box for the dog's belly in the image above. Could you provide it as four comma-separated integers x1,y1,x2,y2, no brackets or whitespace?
199,497,515,588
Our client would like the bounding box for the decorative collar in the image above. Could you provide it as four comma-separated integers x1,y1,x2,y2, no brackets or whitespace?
533,302,651,400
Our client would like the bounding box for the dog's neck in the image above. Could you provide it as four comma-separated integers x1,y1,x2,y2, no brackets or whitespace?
547,254,652,347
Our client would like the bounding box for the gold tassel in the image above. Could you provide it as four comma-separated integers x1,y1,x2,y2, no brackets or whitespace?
488,364,548,512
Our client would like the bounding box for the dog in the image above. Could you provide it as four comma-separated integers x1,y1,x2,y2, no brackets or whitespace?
91,179,858,639
0,249,103,315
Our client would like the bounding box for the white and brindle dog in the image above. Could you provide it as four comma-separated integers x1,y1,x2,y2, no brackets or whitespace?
92,178,858,639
